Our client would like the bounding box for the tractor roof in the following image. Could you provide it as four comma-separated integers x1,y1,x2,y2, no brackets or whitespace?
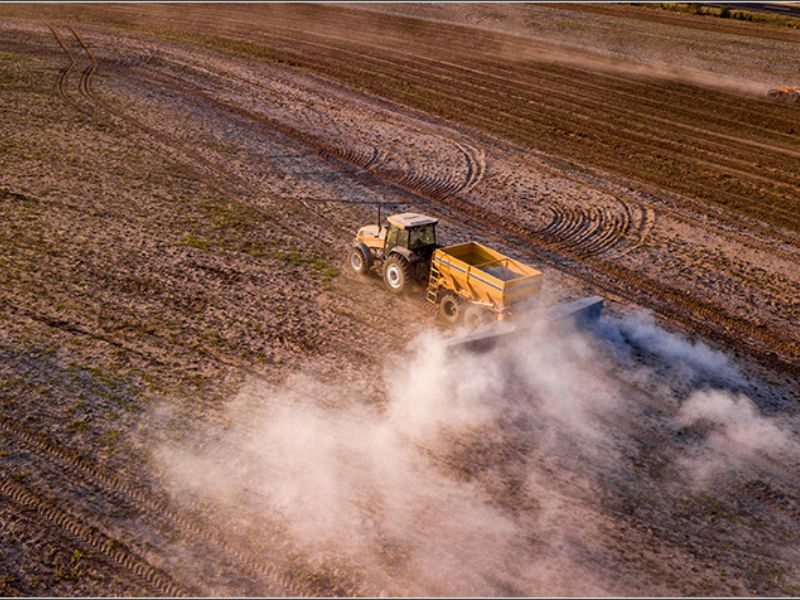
387,212,438,229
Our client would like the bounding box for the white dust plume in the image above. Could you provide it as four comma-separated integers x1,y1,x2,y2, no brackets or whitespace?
149,308,797,595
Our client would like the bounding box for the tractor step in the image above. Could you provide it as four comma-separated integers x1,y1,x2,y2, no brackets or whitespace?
426,262,442,304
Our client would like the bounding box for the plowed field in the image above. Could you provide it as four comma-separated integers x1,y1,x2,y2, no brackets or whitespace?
1,3,799,596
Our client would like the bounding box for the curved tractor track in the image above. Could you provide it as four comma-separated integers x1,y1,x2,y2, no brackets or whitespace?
47,25,75,103
314,128,484,203
536,199,654,259
47,26,290,218
67,25,97,104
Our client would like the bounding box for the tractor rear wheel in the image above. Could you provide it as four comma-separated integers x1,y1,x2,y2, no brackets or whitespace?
383,255,411,294
439,293,462,323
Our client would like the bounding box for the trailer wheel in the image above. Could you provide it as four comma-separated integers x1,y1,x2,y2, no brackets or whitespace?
463,305,490,328
383,255,411,294
439,293,462,323
348,246,371,275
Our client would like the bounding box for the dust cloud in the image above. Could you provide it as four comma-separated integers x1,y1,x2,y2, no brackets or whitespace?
595,310,745,385
676,389,800,486
356,4,772,95
150,309,797,595
492,39,766,96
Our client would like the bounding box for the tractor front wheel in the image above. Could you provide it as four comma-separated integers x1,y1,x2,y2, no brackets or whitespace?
348,246,371,276
383,255,411,294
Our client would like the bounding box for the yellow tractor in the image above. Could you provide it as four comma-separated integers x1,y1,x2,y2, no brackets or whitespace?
349,211,603,336
349,212,439,295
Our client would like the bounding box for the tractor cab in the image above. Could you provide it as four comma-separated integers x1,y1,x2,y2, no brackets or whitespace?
384,213,438,254
356,212,438,256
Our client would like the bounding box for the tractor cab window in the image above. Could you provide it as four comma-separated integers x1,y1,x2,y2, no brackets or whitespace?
384,226,409,252
409,224,436,249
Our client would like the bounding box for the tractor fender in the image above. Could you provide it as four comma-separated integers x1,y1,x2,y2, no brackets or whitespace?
388,247,420,264
353,242,374,269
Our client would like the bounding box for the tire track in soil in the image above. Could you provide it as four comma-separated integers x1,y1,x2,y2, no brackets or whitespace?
509,135,794,262
453,141,485,195
47,25,76,104
63,27,253,199
0,501,138,596
617,204,656,258
67,25,97,103
536,201,635,258
0,478,189,597
0,414,368,597
317,124,480,204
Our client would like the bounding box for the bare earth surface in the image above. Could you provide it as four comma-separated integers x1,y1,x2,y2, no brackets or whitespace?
1,3,799,596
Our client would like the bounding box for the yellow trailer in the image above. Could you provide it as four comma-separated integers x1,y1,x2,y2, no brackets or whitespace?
427,241,543,324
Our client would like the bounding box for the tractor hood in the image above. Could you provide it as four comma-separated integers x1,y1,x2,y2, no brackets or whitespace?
357,224,387,240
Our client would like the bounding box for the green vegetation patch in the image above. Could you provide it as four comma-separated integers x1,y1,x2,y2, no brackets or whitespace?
179,233,212,252
54,550,84,582
274,250,340,279
176,197,290,257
